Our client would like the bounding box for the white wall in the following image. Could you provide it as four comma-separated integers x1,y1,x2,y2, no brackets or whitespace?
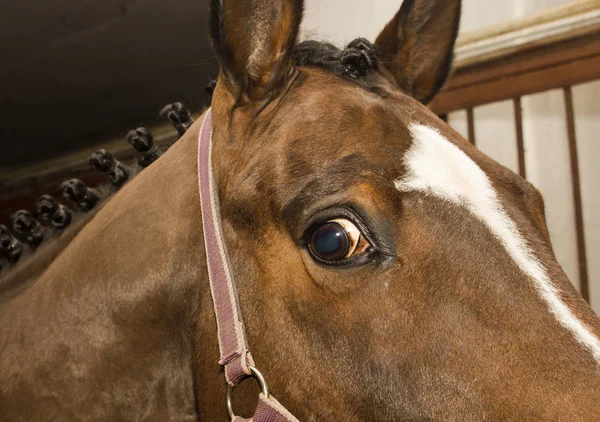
301,0,397,45
460,0,573,32
302,0,575,43
573,80,600,311
523,90,580,285
302,0,599,313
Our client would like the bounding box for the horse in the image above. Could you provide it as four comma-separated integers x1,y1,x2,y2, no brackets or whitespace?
2,0,600,419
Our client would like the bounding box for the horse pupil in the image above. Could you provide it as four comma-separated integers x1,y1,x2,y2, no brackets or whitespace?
310,222,349,261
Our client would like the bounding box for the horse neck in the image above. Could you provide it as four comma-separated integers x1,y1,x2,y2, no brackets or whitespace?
44,117,208,328
0,114,212,420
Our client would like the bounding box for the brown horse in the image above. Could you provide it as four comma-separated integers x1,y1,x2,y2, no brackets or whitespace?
2,0,600,420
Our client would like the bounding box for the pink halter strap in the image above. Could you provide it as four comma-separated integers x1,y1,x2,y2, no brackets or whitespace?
198,109,300,422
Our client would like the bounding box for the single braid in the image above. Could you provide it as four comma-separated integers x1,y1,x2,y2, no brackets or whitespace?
89,149,130,188
160,102,195,137
340,38,379,79
126,127,162,168
59,179,100,212
0,224,23,264
36,195,72,230
9,210,44,248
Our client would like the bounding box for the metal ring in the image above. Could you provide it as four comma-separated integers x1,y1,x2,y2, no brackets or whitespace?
226,367,269,421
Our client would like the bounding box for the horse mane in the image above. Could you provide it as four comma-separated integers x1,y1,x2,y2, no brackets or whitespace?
0,38,377,287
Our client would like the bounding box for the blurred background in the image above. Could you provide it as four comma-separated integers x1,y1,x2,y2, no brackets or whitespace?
0,0,215,168
0,0,599,311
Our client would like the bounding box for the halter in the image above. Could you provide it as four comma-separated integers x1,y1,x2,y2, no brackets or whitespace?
198,109,300,422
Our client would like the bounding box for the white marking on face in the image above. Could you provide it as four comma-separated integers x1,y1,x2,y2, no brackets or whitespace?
395,123,600,362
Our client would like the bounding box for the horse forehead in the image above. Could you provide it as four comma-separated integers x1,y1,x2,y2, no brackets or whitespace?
395,124,492,202
273,100,414,168
277,70,413,136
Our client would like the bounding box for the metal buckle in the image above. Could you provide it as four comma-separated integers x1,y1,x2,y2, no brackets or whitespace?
226,366,269,421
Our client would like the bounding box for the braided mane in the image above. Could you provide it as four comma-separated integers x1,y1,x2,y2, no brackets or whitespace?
0,104,193,284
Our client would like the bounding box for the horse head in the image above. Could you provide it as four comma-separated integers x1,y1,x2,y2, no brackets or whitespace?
199,0,600,419
2,0,599,420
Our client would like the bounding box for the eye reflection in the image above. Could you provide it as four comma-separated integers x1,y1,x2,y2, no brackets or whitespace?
309,218,369,262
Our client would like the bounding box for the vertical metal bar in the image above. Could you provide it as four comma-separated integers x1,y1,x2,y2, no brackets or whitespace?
513,97,527,179
563,86,590,303
467,108,476,146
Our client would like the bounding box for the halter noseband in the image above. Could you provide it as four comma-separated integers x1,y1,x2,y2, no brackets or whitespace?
198,109,300,422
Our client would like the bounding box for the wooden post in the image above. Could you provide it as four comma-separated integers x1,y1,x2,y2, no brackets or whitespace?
467,108,476,146
563,86,590,303
513,97,527,179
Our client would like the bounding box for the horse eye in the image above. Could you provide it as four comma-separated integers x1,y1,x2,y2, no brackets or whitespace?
309,218,370,262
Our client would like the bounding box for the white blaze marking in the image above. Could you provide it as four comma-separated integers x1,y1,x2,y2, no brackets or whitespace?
395,123,600,362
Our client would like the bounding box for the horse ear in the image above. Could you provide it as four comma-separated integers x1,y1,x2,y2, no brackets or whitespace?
375,0,461,104
210,0,304,101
